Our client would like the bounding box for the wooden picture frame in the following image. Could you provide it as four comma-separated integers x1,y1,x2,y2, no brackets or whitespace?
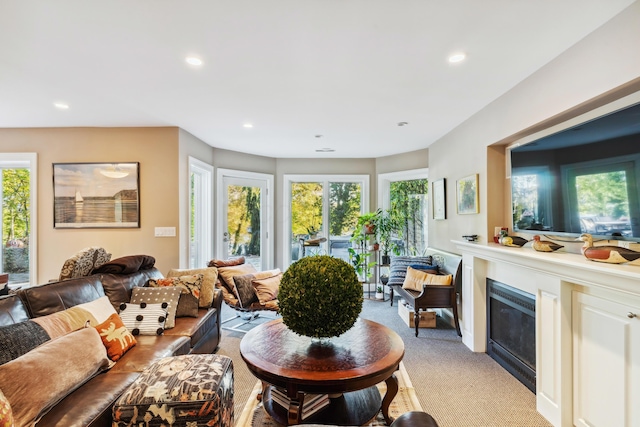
53,162,140,228
432,178,446,220
456,174,479,214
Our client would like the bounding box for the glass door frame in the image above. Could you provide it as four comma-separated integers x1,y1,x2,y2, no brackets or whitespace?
377,168,428,210
216,168,274,270
0,153,38,285
283,174,369,269
188,157,213,269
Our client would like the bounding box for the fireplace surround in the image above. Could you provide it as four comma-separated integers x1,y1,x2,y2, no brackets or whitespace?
456,239,640,427
486,278,536,392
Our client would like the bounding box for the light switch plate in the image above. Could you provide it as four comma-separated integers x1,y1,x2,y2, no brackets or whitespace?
154,227,176,237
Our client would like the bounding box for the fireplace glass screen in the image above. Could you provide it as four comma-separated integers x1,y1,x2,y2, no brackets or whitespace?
487,278,536,392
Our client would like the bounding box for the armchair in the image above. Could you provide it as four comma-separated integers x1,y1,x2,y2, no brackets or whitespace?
208,257,280,333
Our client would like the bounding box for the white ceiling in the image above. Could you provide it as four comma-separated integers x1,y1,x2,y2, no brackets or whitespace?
0,1,634,158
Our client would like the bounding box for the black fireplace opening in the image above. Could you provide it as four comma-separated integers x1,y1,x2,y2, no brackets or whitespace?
486,278,536,393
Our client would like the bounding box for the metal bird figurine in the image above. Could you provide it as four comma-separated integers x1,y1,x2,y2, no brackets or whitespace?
532,235,564,252
499,231,529,247
578,233,640,264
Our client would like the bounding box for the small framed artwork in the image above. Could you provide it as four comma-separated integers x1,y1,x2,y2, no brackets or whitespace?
456,174,479,214
53,162,140,228
432,178,446,220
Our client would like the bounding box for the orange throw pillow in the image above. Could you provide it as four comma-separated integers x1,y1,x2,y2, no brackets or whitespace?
95,313,136,361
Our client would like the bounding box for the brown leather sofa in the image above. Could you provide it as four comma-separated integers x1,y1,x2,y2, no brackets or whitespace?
0,267,223,427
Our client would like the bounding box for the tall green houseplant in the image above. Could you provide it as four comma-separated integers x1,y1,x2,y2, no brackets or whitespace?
376,209,401,265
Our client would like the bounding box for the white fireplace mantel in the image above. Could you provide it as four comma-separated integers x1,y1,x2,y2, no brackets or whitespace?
454,240,640,427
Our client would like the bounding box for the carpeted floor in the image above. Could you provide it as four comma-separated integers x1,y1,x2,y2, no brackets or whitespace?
217,296,553,427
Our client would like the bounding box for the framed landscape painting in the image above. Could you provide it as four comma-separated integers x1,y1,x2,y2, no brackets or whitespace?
53,162,140,228
456,174,479,214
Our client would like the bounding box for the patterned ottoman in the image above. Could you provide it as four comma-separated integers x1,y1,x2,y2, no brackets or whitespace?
112,354,234,427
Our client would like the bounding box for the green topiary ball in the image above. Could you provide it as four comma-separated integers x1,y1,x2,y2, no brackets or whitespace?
279,255,363,338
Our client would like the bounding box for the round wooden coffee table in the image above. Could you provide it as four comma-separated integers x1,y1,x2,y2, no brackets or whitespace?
240,318,405,426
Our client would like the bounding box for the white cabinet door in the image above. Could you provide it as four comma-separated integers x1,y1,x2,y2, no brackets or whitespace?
572,291,640,427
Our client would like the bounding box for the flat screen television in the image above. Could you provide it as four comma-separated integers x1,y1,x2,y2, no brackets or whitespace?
510,101,640,241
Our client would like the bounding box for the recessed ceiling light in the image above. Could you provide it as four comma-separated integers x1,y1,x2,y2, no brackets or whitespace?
185,56,203,66
243,123,253,128
448,53,466,63
397,122,409,127
53,102,69,110
315,134,323,138
315,148,335,153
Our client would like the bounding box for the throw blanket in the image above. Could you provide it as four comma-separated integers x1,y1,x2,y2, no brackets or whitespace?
93,255,156,274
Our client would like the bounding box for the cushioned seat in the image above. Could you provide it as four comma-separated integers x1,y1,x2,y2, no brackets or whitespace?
112,354,234,427
209,257,280,333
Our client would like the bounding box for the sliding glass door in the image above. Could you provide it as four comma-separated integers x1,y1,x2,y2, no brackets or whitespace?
284,175,368,267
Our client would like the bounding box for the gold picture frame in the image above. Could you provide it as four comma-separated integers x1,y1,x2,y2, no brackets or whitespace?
456,174,479,214
432,178,446,220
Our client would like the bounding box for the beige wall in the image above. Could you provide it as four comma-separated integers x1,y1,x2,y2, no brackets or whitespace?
375,148,428,176
0,127,180,281
427,1,640,253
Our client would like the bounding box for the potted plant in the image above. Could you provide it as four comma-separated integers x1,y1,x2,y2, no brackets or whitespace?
348,247,377,282
376,209,400,265
356,210,381,236
380,273,389,286
375,285,384,300
278,255,363,338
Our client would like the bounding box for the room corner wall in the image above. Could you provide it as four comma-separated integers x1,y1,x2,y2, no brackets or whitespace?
178,129,216,269
0,127,181,282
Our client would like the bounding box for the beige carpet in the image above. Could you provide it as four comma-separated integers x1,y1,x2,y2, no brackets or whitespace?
221,298,552,427
236,362,421,427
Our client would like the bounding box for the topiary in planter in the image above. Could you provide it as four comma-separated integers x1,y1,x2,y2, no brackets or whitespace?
279,255,363,338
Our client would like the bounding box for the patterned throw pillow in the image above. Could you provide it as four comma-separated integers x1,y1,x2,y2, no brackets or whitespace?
118,303,167,336
388,256,433,287
95,313,137,361
0,388,13,427
148,275,203,318
166,267,218,308
130,287,181,328
59,246,112,280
